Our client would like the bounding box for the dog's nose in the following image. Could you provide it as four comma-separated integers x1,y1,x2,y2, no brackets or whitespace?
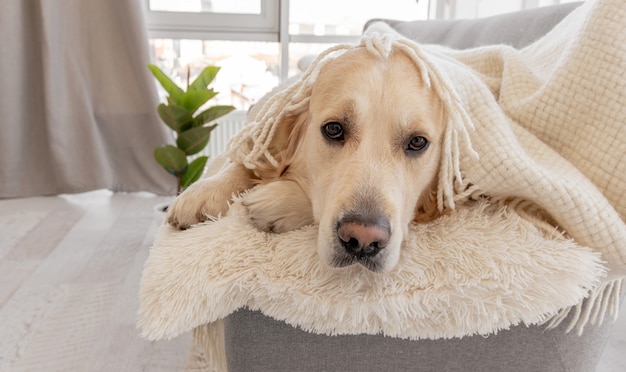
337,220,390,258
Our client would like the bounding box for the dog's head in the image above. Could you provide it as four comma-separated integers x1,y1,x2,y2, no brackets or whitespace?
257,46,447,272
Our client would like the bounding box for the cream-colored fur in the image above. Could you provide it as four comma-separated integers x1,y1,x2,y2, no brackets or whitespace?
242,180,313,233
167,48,445,273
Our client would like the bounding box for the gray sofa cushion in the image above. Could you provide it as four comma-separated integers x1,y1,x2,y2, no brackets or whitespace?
224,306,615,372
365,2,581,49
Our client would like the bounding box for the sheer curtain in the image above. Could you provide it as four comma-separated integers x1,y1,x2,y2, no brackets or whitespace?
0,0,176,197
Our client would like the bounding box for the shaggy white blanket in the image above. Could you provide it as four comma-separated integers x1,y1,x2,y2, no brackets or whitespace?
139,198,605,342
138,0,625,352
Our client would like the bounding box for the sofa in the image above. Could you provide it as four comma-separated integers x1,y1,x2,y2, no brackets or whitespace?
217,3,623,371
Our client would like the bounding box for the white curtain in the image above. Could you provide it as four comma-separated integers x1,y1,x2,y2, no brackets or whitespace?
0,0,176,197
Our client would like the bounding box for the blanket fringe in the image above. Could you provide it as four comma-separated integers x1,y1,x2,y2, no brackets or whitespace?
186,321,227,372
544,278,623,335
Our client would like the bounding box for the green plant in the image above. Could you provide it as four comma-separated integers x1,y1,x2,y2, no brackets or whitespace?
149,64,235,194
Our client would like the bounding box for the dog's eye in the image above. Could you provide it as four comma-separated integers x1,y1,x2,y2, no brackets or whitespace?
322,122,344,141
407,136,429,153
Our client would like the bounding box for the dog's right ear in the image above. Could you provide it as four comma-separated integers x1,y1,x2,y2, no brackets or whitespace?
254,109,310,181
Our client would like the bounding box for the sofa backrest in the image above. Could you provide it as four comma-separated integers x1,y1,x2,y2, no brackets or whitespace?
365,2,581,49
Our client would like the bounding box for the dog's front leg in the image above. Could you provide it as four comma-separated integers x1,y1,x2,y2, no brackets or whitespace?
242,180,314,233
166,161,256,229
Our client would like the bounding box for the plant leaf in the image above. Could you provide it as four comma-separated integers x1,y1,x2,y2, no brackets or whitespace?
192,105,236,127
176,125,217,155
157,103,193,132
166,96,179,106
178,90,218,114
154,145,188,176
181,156,208,189
148,64,184,102
189,66,220,91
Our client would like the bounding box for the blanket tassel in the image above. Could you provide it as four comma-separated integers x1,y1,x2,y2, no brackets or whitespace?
544,278,624,335
186,320,227,372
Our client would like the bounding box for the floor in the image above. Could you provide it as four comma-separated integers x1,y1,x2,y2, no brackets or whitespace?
0,190,624,371
0,191,190,371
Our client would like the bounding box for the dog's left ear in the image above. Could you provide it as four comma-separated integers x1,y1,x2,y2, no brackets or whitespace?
414,181,448,224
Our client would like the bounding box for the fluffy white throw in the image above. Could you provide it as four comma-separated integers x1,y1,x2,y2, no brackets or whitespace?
138,0,625,349
139,198,606,342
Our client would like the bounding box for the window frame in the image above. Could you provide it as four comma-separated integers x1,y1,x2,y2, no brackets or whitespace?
143,0,361,81
143,0,280,41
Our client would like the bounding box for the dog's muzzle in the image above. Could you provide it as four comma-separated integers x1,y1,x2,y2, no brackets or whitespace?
333,215,391,271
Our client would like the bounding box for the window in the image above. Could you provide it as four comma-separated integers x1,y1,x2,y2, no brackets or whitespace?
144,0,581,110
149,0,262,14
145,0,279,110
287,1,429,81
149,39,279,109
145,0,278,39
144,0,429,110
289,1,428,39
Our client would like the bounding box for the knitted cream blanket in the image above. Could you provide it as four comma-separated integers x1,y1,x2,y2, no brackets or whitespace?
138,0,625,348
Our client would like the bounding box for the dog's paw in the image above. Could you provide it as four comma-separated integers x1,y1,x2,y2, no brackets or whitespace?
166,180,230,229
242,180,314,233
166,163,255,229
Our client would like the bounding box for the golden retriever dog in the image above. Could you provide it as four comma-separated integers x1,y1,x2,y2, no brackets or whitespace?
166,46,446,273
